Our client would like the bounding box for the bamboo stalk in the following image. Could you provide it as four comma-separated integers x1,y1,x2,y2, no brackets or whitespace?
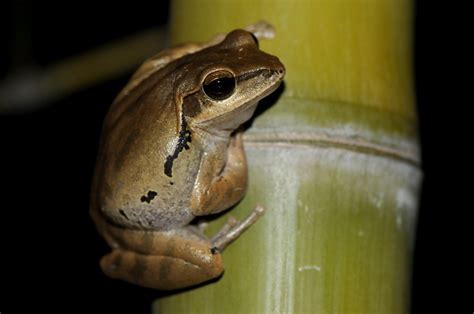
155,0,420,312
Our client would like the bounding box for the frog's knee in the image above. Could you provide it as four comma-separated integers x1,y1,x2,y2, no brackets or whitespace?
100,249,224,290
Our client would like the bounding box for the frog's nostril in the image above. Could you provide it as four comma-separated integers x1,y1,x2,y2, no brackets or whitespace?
270,67,285,78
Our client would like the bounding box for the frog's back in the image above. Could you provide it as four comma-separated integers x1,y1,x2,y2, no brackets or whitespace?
92,63,201,231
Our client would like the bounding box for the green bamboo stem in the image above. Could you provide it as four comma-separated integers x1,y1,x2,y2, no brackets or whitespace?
154,0,420,313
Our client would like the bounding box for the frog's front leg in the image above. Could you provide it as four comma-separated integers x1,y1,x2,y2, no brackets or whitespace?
98,223,224,290
191,132,248,216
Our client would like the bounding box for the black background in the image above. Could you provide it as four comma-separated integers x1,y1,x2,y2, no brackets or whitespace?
0,1,464,313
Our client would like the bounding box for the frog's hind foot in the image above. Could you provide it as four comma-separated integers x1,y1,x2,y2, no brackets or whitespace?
211,205,265,253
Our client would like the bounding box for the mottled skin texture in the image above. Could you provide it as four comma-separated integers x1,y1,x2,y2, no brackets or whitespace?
90,22,285,290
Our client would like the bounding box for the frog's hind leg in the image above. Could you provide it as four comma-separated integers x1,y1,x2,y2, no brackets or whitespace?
211,205,265,253
100,247,222,290
99,224,224,290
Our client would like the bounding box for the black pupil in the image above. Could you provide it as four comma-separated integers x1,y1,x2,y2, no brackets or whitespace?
203,76,235,100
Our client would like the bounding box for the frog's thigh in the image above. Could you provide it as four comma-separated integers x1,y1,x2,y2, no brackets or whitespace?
100,229,224,290
100,250,222,290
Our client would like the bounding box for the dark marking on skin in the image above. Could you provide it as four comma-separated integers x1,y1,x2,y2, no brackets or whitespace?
164,116,192,177
119,209,129,220
147,217,155,226
130,254,147,284
170,181,174,185
140,190,158,203
211,247,219,255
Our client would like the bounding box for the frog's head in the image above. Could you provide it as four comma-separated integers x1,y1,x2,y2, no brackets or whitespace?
177,29,285,135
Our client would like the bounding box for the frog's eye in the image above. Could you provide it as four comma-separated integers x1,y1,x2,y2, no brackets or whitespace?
202,70,236,101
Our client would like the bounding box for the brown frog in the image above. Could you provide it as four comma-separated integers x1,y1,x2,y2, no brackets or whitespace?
90,21,285,290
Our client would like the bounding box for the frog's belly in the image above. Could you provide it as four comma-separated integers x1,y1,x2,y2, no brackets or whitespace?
121,203,195,231
99,160,202,230
100,189,196,231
